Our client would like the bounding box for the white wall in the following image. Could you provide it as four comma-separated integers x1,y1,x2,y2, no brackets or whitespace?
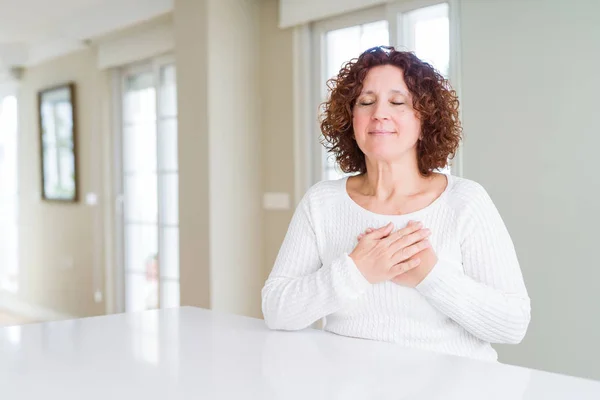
175,0,264,318
459,0,600,380
279,0,385,28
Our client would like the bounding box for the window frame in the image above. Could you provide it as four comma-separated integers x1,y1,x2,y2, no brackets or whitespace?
112,53,180,314
295,0,462,191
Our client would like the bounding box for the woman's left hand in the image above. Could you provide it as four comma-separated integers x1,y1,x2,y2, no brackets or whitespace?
357,221,438,288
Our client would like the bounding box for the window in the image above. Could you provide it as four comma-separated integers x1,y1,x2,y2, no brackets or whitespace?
395,3,450,78
311,2,454,182
117,57,179,312
321,20,390,181
0,93,19,293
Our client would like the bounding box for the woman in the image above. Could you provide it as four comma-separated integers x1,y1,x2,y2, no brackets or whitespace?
261,46,531,362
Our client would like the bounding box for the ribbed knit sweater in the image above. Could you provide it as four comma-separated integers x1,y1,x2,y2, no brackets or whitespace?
261,174,531,361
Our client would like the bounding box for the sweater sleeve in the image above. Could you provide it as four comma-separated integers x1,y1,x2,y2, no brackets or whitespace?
261,190,371,331
415,183,531,344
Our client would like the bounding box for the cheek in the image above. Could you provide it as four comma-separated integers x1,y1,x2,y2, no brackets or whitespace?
393,111,421,135
352,114,368,135
352,109,370,131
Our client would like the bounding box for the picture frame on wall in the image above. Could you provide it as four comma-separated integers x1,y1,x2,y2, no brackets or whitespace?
38,82,78,202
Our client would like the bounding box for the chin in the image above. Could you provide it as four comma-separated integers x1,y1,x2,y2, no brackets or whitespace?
363,144,417,164
365,151,404,163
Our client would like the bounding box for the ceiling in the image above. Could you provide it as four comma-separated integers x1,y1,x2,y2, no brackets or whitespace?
0,0,172,69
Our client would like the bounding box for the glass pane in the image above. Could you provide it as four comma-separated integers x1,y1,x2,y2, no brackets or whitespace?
123,72,156,124
124,173,157,223
0,96,18,197
0,196,16,223
159,227,179,280
158,118,178,172
123,123,157,173
323,20,389,181
159,173,179,225
0,219,18,292
326,25,361,81
126,272,159,312
159,65,177,118
0,95,18,293
360,20,389,51
42,146,57,191
325,20,389,81
124,224,158,274
406,4,449,77
161,280,180,309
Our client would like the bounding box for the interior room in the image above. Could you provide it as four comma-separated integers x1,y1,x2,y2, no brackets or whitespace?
0,0,599,396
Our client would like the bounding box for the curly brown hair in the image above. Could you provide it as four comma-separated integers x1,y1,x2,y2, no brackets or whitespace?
319,46,462,177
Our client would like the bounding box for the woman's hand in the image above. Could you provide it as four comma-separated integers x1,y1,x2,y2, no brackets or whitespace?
349,221,432,284
390,245,438,287
357,221,438,287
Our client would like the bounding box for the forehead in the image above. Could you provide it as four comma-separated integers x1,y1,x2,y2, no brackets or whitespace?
360,65,408,93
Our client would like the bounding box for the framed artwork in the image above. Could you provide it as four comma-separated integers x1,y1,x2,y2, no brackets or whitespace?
38,82,78,202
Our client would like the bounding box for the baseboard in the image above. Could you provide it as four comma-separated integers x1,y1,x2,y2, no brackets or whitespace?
0,290,77,322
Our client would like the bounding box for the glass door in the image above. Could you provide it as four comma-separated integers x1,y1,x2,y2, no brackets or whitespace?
118,57,179,312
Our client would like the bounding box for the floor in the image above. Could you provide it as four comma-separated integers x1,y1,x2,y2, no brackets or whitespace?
0,310,32,327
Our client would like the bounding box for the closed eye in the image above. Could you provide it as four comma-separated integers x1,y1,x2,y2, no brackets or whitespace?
391,102,404,105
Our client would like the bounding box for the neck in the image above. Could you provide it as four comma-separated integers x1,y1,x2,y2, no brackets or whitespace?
360,155,429,199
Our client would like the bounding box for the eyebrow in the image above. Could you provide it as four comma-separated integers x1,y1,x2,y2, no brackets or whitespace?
360,89,408,96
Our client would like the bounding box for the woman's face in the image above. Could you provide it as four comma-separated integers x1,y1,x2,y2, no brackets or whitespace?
352,65,421,165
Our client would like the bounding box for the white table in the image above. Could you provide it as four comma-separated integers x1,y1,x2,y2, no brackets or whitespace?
1,306,599,399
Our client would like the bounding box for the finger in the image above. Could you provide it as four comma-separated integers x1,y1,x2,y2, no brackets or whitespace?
389,227,430,248
389,257,421,277
391,239,431,264
366,222,393,239
383,221,425,245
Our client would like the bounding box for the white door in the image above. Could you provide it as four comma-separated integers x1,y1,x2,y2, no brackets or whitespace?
117,57,180,312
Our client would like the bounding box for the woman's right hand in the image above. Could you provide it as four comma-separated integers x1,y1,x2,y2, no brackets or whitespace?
349,221,431,284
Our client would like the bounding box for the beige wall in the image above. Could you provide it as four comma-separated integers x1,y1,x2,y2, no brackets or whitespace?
460,0,600,381
259,0,296,283
17,48,110,318
176,0,266,318
207,0,263,318
174,0,212,311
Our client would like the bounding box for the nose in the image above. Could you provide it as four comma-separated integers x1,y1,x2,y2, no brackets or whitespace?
372,101,390,121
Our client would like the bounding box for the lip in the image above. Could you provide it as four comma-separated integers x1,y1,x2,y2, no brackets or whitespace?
369,130,396,135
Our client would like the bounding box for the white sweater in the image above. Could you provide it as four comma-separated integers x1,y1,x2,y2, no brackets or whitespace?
261,174,531,361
